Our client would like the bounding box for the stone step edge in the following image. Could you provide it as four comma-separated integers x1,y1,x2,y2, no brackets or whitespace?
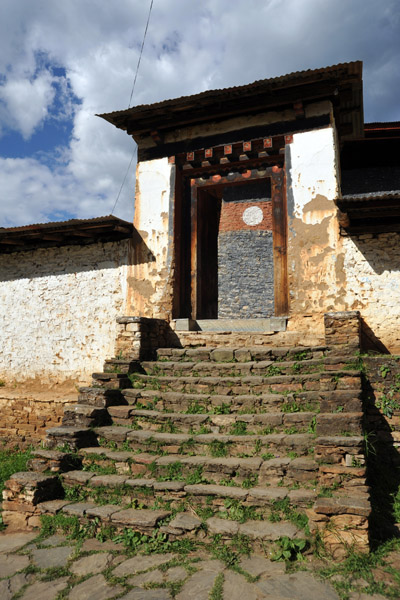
34,501,305,542
59,472,319,504
131,369,360,383
156,345,328,361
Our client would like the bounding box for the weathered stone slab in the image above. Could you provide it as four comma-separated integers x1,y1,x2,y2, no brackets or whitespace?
256,571,339,600
62,470,95,485
85,504,121,520
239,555,286,578
314,496,371,517
165,566,188,582
81,538,124,552
247,487,288,503
184,484,247,499
0,573,33,600
111,509,170,528
38,500,71,514
0,532,37,553
40,534,68,547
175,569,218,600
113,553,176,576
128,569,164,586
0,553,30,577
90,474,128,487
96,426,132,441
68,574,123,600
153,481,185,491
19,577,69,600
125,478,155,488
288,489,317,504
239,521,300,540
70,552,114,576
168,513,201,531
62,502,97,516
31,545,74,568
223,570,259,600
121,590,172,600
206,517,239,536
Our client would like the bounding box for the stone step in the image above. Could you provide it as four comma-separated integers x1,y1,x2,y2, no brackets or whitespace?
79,446,366,490
91,372,132,390
106,406,363,436
156,345,327,363
35,499,305,549
62,404,111,428
128,370,361,395
122,388,362,414
45,426,98,450
107,406,316,433
60,468,318,512
140,358,325,378
95,425,315,457
80,449,321,486
78,387,127,407
103,359,141,374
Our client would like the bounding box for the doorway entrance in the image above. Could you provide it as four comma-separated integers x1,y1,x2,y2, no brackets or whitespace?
175,165,287,321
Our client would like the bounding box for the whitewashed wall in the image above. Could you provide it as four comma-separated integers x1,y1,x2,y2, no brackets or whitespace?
0,240,130,385
342,232,400,352
131,157,175,319
286,126,342,332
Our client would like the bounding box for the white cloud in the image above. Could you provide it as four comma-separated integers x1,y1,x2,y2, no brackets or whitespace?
0,70,56,139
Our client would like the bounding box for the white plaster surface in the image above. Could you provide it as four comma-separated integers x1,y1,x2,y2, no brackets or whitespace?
242,206,263,226
133,157,174,318
342,232,400,351
0,240,130,384
288,127,338,221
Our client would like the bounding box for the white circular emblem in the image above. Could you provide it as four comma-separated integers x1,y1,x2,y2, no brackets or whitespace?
242,206,263,226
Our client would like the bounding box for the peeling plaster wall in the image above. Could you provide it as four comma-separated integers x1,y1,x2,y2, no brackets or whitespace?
131,157,175,319
342,233,400,352
286,125,342,335
0,240,130,385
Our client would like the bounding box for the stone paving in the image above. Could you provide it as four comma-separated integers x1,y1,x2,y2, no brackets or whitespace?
0,530,396,600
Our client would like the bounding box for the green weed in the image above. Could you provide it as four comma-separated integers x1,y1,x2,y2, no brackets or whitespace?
272,536,308,561
210,440,229,458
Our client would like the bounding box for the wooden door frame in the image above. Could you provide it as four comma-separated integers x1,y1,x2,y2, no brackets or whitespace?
186,165,288,319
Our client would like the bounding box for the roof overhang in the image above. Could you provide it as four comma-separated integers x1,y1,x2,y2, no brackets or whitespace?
336,192,400,235
0,215,135,254
99,61,363,148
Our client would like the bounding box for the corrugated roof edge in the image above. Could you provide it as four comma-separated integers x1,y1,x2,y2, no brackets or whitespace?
98,60,362,120
341,190,400,201
0,215,133,233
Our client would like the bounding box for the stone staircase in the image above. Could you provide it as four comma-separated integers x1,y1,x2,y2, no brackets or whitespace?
2,319,371,555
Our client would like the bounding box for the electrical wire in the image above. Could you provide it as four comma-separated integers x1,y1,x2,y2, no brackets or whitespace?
111,145,137,215
128,0,154,108
111,0,154,215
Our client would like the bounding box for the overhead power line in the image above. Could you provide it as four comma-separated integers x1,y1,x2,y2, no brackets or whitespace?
111,0,154,215
128,0,154,108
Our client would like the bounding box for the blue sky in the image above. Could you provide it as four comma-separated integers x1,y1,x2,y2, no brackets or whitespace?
0,0,399,227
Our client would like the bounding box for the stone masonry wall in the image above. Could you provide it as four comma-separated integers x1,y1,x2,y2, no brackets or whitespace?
218,181,274,318
0,240,130,386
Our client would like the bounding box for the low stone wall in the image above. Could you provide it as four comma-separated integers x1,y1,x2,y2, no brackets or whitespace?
0,386,76,445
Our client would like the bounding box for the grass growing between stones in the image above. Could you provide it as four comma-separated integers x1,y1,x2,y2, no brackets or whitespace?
0,445,33,529
209,572,224,600
318,538,400,599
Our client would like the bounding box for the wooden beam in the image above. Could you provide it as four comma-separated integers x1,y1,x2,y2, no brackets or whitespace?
0,238,25,245
271,167,288,316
